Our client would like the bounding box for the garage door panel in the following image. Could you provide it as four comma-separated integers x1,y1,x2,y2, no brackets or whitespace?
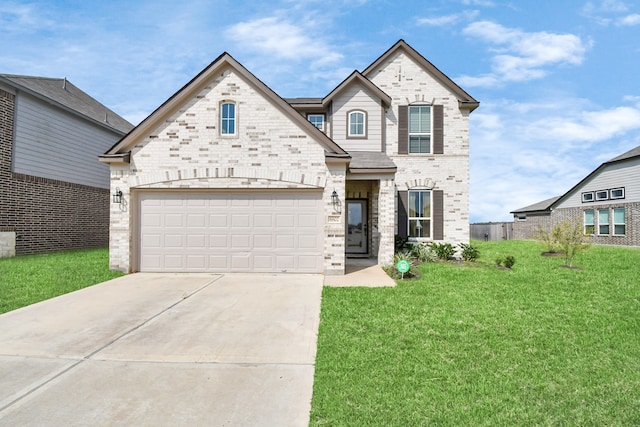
232,214,250,227
210,235,228,248
165,214,183,227
139,191,323,273
164,235,184,248
254,235,272,248
210,214,227,227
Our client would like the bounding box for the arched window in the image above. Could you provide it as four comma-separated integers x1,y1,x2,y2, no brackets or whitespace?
348,110,366,137
220,101,236,135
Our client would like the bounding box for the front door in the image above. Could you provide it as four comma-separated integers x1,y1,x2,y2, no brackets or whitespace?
346,200,367,254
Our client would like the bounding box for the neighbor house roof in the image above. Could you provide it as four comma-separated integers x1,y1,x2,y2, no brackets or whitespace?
511,144,640,214
0,74,133,135
101,52,349,164
511,196,561,214
362,39,480,112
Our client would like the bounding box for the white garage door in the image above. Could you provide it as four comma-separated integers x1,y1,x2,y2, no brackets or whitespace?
138,191,324,273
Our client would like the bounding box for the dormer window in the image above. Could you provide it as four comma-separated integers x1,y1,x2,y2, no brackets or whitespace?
307,114,325,131
348,110,366,138
220,101,236,135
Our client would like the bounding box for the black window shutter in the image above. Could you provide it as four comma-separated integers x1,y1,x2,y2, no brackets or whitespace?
398,106,408,154
433,190,444,240
398,191,408,238
433,105,443,154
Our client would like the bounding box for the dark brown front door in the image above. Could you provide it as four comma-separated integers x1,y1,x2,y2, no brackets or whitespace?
346,200,367,254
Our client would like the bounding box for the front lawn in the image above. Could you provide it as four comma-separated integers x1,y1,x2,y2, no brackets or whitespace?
0,248,123,314
311,240,640,426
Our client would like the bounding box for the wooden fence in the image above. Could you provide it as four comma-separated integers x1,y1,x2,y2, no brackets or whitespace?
470,222,514,241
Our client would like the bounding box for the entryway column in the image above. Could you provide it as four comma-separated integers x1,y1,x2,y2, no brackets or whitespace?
377,178,395,265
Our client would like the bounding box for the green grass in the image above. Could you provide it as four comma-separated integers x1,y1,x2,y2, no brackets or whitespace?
311,240,640,426
0,248,123,314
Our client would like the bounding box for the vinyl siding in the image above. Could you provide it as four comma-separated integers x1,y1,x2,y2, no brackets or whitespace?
331,84,382,152
12,91,121,189
554,157,640,209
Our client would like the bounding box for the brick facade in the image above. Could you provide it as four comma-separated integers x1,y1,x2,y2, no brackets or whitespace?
369,50,472,246
513,204,640,247
0,89,109,255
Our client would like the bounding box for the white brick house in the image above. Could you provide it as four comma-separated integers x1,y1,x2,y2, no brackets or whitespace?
100,40,478,274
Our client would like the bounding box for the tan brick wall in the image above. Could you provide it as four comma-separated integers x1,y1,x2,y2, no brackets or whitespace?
368,50,471,246
109,66,345,273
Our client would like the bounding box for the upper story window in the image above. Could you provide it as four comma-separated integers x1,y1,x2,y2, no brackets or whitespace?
307,114,325,131
220,101,236,135
610,187,625,199
348,110,366,138
409,105,431,153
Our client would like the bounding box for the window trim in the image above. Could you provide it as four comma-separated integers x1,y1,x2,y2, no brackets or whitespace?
408,104,432,154
307,114,325,132
581,192,594,203
610,187,625,200
613,208,626,236
408,190,432,239
595,190,609,201
220,100,237,136
347,110,367,138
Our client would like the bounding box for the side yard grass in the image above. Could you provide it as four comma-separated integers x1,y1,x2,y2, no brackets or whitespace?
0,248,123,314
311,240,640,426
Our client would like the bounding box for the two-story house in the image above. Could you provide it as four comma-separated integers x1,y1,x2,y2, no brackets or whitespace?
0,75,133,257
100,40,478,274
512,144,640,246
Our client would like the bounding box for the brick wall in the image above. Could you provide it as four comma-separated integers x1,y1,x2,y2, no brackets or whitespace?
369,51,471,246
512,212,553,240
0,89,109,255
513,203,640,247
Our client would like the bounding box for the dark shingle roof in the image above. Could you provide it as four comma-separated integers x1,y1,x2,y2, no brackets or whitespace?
348,151,397,171
607,144,640,163
511,196,561,214
0,74,133,134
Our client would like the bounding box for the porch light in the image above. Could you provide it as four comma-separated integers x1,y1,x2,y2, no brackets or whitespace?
331,190,342,214
112,187,123,204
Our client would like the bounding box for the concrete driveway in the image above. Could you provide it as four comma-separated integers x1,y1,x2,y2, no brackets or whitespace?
0,273,323,426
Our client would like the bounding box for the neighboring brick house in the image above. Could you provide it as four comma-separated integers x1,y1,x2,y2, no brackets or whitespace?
0,75,133,257
512,145,640,246
100,40,479,274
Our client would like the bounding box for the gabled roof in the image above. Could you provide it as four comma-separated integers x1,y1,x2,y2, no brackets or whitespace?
323,71,391,108
0,74,133,135
102,52,349,162
511,144,640,213
362,39,479,112
286,71,391,110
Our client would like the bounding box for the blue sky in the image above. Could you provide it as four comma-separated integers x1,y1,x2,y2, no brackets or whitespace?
2,0,640,222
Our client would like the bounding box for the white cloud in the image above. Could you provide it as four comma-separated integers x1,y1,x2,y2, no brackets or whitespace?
0,3,55,32
617,13,640,25
417,10,479,27
226,17,342,64
461,0,495,6
459,21,591,87
469,98,640,221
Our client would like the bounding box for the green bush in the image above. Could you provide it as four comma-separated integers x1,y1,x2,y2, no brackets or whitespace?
395,235,410,252
410,243,438,263
496,255,516,269
384,251,421,279
429,242,456,261
458,243,480,262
